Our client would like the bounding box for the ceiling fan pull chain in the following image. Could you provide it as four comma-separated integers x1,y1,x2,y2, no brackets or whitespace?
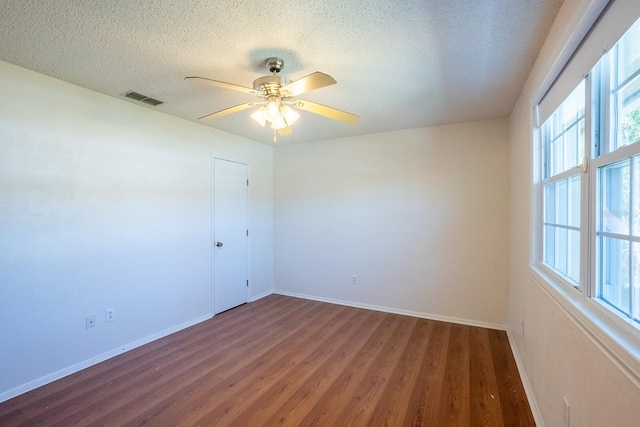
273,129,277,144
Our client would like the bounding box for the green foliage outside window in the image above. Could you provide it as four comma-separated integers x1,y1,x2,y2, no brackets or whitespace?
622,108,640,145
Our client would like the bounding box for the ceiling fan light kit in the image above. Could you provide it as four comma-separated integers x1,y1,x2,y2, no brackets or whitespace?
186,57,358,143
250,96,300,130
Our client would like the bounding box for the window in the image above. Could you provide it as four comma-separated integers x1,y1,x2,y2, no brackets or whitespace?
539,17,640,330
541,82,585,286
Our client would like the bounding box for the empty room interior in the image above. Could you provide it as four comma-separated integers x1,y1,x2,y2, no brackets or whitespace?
1,0,640,425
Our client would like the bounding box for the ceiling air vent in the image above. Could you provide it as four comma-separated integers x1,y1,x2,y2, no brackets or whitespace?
123,91,163,106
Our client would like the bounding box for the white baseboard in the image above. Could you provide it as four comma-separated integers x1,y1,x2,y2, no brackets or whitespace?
273,289,507,331
0,313,213,404
507,329,544,427
250,289,274,302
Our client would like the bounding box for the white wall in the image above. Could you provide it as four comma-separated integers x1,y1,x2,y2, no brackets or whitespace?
0,60,273,400
274,120,510,328
508,0,640,425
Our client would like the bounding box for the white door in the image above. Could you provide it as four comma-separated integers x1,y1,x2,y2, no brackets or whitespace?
214,158,248,314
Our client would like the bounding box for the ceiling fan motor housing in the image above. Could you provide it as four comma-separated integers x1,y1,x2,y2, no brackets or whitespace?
253,58,286,96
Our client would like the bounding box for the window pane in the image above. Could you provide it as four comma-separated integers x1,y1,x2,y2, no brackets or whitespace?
633,243,640,323
616,19,640,84
553,136,564,175
612,19,640,150
565,123,578,170
544,81,585,177
634,156,640,237
568,229,580,283
569,175,580,227
555,227,568,274
544,225,555,265
601,160,630,234
579,119,585,161
613,77,640,149
556,179,568,226
544,177,581,227
544,183,555,223
600,236,630,315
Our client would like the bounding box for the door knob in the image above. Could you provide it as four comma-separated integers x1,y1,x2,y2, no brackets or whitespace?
216,242,223,247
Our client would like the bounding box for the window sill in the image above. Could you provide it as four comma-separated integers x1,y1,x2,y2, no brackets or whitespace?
529,264,640,388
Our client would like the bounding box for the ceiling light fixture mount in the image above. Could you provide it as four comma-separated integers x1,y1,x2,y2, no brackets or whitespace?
186,57,359,143
266,57,284,73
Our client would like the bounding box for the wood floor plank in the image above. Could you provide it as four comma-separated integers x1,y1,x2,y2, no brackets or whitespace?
488,329,536,426
0,408,28,427
438,323,471,426
225,304,373,425
402,320,452,426
368,318,434,426
183,303,351,426
335,315,418,425
469,327,504,427
0,295,536,427
261,309,388,425
296,312,404,426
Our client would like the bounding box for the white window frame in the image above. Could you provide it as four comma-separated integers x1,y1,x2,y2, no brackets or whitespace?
533,18,640,388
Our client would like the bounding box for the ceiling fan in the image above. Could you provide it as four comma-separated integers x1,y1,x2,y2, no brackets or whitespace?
186,57,359,143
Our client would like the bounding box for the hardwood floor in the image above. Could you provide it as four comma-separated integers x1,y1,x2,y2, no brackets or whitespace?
0,295,535,426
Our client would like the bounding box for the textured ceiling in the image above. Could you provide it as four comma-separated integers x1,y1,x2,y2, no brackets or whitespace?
0,0,563,145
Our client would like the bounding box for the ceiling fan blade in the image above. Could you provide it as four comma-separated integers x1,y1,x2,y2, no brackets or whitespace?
280,72,337,97
292,100,359,124
198,102,258,121
278,126,293,136
185,76,258,95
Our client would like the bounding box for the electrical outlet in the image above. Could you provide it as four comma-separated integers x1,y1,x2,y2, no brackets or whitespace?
351,274,358,284
86,314,96,329
106,308,115,322
563,396,570,427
